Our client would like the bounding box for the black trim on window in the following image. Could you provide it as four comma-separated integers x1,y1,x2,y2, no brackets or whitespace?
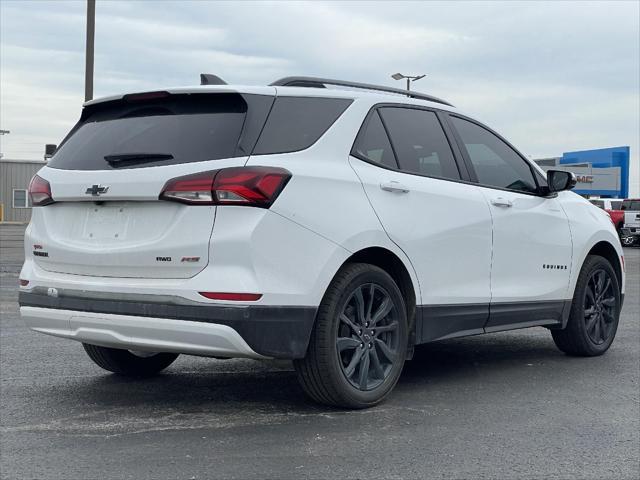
438,113,478,183
436,110,473,181
376,109,401,169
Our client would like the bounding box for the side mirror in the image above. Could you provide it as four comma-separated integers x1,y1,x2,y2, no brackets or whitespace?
547,170,576,192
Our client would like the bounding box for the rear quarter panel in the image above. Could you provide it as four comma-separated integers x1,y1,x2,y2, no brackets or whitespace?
245,98,423,305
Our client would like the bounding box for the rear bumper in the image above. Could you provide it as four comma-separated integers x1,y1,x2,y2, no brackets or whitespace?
19,292,316,359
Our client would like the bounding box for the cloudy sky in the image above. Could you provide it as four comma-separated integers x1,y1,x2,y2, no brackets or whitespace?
1,0,638,193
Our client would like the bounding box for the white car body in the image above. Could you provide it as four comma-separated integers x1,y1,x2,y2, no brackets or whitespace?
19,81,625,362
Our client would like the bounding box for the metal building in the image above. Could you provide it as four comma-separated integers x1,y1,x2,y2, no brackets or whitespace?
0,159,47,223
534,146,630,198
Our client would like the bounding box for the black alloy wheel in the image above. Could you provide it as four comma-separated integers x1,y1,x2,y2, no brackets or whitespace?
551,255,621,356
583,269,617,345
294,263,408,408
336,283,400,391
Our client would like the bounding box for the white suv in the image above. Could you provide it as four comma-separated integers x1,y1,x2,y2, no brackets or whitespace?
19,76,625,408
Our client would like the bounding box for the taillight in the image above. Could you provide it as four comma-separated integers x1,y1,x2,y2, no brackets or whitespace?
160,166,291,208
28,175,54,206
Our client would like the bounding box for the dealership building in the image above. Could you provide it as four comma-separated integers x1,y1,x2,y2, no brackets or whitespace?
0,159,47,223
534,146,630,199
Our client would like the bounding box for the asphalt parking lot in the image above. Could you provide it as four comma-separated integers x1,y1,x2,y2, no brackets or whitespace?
1,224,638,480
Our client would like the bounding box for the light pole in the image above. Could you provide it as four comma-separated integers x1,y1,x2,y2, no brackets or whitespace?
85,0,96,102
391,73,426,94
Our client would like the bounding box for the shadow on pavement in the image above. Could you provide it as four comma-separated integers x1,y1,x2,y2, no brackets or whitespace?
60,330,570,414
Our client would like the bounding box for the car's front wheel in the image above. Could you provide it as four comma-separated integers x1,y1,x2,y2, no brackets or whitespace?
83,344,179,376
294,263,408,408
551,255,621,356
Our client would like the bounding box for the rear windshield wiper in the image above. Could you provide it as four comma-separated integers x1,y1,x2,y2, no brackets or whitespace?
104,153,174,166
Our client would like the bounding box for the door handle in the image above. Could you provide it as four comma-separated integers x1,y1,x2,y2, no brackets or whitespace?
380,181,410,193
491,197,513,208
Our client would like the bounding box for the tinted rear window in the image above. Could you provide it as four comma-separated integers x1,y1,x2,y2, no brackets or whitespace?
49,93,271,170
621,201,640,210
379,107,460,180
352,111,398,169
252,97,352,155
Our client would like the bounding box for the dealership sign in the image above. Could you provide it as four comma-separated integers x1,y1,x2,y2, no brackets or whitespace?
535,146,629,198
542,165,621,194
576,175,594,184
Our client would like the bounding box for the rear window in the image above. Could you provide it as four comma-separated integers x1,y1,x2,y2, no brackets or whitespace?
378,107,460,180
252,97,352,155
611,201,622,210
621,200,640,211
49,93,272,170
352,111,398,169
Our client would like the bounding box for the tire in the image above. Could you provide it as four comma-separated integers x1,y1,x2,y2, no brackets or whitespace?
551,255,621,356
83,344,179,376
294,263,408,409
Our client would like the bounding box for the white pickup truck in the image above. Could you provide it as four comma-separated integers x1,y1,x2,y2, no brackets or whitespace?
620,198,640,246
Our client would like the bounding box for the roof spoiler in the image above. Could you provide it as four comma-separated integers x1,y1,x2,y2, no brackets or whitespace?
200,74,228,86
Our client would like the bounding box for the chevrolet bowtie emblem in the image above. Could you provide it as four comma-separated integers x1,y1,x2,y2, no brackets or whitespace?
85,184,110,196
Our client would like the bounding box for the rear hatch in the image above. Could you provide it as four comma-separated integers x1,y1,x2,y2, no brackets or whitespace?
29,90,274,278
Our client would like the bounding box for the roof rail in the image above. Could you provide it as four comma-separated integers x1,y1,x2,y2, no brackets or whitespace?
270,76,453,107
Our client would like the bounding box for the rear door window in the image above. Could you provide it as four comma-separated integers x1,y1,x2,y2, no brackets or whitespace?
378,107,460,180
253,97,352,155
352,111,398,169
49,93,270,170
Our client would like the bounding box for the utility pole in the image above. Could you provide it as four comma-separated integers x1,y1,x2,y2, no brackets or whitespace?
85,0,96,102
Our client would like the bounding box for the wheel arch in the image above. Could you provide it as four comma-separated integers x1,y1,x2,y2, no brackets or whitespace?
586,241,623,289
